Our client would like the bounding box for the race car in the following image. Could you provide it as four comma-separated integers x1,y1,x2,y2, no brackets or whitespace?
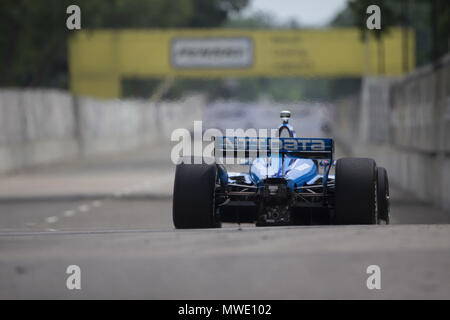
173,110,390,228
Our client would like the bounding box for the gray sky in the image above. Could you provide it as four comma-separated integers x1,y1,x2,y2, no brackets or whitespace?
241,0,349,27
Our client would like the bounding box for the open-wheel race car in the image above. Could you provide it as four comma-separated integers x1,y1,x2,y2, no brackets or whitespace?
173,111,390,228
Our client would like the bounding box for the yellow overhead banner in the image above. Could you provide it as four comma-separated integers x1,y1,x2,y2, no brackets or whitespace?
69,28,415,98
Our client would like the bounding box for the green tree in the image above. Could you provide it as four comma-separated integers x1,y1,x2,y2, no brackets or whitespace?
0,0,249,88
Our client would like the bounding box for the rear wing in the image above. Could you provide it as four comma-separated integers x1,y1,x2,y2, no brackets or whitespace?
214,137,334,160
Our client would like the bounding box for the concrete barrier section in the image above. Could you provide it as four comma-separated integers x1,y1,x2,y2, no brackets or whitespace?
0,90,78,173
334,53,450,212
0,90,205,174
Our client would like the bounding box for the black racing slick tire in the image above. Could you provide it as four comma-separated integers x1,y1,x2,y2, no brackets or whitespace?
335,157,378,225
377,167,390,224
172,161,221,229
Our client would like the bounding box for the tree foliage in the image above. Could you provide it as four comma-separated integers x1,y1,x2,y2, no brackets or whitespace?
0,0,249,87
332,0,450,66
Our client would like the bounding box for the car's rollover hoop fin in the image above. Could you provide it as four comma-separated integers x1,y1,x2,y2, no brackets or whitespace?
214,136,334,160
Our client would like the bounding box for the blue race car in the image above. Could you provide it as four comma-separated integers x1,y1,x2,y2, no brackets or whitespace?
173,111,390,228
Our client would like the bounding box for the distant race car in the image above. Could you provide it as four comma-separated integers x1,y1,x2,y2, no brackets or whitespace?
173,110,390,228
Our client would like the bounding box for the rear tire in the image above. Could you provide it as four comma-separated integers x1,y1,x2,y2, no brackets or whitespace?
335,157,377,225
377,167,390,224
173,161,221,229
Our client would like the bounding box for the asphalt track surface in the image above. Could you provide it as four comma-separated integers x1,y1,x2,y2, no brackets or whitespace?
1,107,450,299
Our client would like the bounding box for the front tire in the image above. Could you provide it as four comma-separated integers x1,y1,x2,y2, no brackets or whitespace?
172,161,221,229
335,157,377,225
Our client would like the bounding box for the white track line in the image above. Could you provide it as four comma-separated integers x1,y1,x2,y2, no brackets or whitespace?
78,204,90,212
92,200,103,207
56,180,154,225
45,216,59,224
64,210,75,217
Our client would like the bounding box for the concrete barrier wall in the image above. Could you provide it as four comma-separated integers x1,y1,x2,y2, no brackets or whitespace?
157,96,205,138
333,53,450,211
0,90,78,173
0,90,205,174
